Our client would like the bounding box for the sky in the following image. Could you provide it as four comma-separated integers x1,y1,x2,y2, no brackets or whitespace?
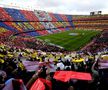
0,0,108,15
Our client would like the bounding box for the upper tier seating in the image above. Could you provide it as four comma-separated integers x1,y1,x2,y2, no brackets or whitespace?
20,10,39,21
0,7,13,21
60,14,68,21
4,8,27,21
73,15,108,30
53,14,64,21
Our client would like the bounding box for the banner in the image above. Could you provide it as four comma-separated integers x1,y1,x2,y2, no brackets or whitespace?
22,61,53,72
30,78,45,90
54,71,92,82
54,71,70,82
30,78,52,90
22,61,39,72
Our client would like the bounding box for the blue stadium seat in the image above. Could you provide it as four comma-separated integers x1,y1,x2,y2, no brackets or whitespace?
66,15,73,21
66,15,75,28
4,8,27,21
54,14,63,21
27,31,40,36
65,27,70,30
0,22,18,32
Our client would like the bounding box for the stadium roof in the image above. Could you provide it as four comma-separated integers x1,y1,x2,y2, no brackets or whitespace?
0,0,108,15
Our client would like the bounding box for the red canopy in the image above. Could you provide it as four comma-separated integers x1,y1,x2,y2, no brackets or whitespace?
54,71,92,82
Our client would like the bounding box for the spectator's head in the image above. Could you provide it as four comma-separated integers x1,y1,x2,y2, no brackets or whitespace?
56,67,61,71
65,67,71,71
46,73,51,81
68,86,74,90
0,70,7,83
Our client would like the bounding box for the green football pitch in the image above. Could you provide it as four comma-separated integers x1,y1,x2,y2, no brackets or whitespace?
36,30,100,51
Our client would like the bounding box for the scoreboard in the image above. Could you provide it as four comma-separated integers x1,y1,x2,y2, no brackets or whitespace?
90,11,102,15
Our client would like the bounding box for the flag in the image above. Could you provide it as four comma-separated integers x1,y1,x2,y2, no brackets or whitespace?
54,71,70,82
30,78,45,90
30,78,52,90
22,61,39,72
22,61,54,72
54,71,92,82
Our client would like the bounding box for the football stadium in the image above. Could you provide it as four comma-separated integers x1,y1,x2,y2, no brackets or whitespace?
0,0,108,90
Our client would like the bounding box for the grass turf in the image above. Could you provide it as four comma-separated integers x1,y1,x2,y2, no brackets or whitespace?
36,29,100,51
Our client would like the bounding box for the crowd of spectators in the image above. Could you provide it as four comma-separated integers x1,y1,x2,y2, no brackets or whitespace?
0,34,65,53
0,43,108,90
0,29,108,90
83,30,108,54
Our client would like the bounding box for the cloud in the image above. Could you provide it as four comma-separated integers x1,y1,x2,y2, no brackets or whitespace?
36,0,61,7
0,0,108,14
35,0,108,14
